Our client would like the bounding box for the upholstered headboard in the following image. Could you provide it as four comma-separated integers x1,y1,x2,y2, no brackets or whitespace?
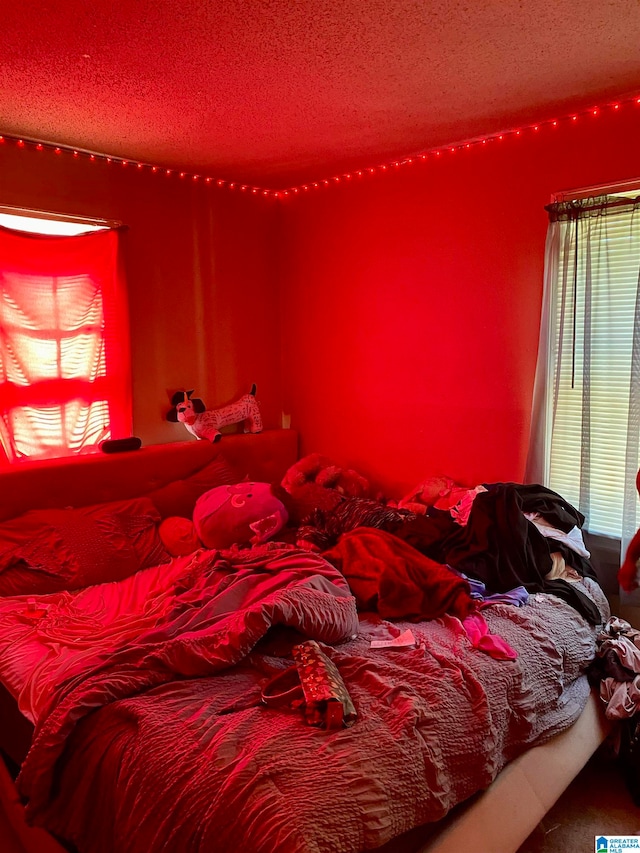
0,430,299,523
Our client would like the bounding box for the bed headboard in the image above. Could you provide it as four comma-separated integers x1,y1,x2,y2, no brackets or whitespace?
0,430,298,523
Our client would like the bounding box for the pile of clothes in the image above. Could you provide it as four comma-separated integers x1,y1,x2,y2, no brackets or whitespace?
294,479,600,624
588,616,640,804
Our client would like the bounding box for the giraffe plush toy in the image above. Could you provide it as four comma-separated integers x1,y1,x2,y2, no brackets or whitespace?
167,384,263,442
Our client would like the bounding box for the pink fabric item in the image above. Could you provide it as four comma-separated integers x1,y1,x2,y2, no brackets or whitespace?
450,486,488,526
159,517,201,556
461,612,518,660
600,675,640,719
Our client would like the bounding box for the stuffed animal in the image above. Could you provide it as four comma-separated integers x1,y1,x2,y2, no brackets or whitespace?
281,452,370,499
167,384,262,442
397,476,469,515
619,469,640,592
280,453,371,526
396,475,487,527
193,481,288,550
315,464,370,497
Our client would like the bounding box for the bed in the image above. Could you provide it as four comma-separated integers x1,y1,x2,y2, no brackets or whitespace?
0,429,613,853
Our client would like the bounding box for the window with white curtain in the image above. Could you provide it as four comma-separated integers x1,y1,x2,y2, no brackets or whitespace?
0,209,132,464
527,189,640,559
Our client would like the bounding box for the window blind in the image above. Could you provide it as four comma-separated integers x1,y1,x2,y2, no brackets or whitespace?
547,200,640,537
0,223,131,462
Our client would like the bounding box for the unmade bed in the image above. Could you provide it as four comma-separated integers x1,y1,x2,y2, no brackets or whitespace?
0,430,612,853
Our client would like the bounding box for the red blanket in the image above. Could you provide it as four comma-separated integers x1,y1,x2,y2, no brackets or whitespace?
18,544,358,820
324,527,475,620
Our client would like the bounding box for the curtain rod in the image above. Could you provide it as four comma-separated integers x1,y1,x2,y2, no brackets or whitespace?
545,195,640,221
0,204,124,229
552,177,640,202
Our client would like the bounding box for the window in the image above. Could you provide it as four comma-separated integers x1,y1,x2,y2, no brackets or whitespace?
0,210,131,463
527,189,640,551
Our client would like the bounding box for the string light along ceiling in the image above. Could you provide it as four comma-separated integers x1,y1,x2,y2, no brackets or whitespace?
1,95,638,201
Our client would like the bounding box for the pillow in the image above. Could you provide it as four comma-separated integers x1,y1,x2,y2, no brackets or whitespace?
146,454,244,520
159,516,201,557
0,496,169,596
109,497,171,569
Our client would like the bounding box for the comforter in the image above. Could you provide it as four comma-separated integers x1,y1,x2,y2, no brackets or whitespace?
0,544,608,853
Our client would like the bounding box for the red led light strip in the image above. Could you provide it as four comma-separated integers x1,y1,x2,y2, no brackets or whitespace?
1,95,638,200
0,136,275,198
277,95,640,198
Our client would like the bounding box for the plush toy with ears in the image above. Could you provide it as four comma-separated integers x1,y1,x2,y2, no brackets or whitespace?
167,384,262,442
397,476,467,515
280,452,371,526
619,469,640,592
193,482,288,550
281,452,370,498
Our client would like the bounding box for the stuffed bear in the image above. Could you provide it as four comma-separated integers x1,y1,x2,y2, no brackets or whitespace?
315,464,370,498
280,453,371,526
282,452,369,498
281,453,333,492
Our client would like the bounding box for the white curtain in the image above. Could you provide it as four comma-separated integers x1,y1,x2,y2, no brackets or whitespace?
526,196,640,593
0,225,130,463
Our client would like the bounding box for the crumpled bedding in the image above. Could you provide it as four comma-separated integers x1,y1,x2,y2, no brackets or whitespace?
0,544,356,725
324,527,475,620
0,541,609,853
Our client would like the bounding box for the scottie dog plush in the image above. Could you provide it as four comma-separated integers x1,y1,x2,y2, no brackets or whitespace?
167,384,262,442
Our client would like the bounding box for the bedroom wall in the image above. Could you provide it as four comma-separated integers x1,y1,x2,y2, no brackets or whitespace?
0,143,282,446
278,105,640,499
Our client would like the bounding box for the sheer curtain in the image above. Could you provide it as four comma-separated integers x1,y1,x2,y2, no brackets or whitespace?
0,224,131,462
526,195,640,589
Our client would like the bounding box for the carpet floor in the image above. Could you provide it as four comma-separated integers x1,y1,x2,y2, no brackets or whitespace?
517,742,640,852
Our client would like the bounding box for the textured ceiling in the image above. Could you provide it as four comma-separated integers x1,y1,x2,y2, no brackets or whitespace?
2,0,640,188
